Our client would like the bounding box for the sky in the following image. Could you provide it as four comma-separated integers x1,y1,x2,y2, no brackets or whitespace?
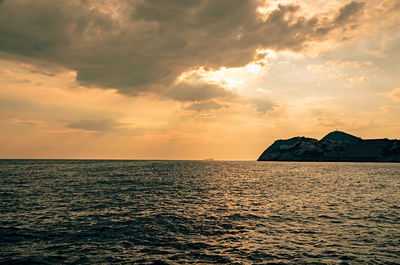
0,0,399,160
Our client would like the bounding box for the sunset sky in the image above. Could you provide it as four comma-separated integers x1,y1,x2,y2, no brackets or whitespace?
0,0,399,160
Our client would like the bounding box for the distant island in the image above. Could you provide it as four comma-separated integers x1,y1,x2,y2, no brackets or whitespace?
258,131,400,162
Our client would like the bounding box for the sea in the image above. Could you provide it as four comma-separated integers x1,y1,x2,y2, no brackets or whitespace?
0,160,399,264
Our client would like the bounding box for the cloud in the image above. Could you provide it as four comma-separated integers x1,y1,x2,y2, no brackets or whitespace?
326,60,372,68
1,69,32,83
348,76,368,83
185,101,223,112
166,81,234,102
307,64,331,72
382,87,400,102
0,0,367,99
250,98,276,113
66,119,122,131
7,118,46,127
334,1,366,25
307,59,372,84
18,63,58,76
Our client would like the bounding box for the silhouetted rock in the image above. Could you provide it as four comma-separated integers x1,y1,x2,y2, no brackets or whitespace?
321,131,361,143
258,131,400,162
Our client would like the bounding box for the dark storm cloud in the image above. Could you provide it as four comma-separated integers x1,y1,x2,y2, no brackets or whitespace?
0,0,366,100
67,119,121,131
334,1,366,25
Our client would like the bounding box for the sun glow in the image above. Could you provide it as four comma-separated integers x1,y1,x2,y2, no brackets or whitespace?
0,0,399,160
176,49,277,90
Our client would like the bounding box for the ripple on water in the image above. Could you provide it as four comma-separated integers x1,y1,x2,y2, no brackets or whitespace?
0,160,399,264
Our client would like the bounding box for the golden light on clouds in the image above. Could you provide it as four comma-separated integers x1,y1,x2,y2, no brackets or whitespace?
177,49,277,93
0,0,399,159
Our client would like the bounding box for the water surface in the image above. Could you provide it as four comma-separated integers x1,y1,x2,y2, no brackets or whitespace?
1,160,399,264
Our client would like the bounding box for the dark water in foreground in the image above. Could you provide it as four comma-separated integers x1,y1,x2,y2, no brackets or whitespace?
0,160,399,264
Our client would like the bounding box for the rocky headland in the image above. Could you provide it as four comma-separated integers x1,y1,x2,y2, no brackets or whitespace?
258,131,400,162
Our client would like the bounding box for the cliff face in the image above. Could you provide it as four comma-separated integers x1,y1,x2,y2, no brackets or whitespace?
258,131,400,162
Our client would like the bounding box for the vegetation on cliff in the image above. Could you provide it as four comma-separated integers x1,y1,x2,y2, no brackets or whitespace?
258,131,400,162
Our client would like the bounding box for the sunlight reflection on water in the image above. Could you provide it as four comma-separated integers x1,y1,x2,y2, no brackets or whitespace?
1,160,399,264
